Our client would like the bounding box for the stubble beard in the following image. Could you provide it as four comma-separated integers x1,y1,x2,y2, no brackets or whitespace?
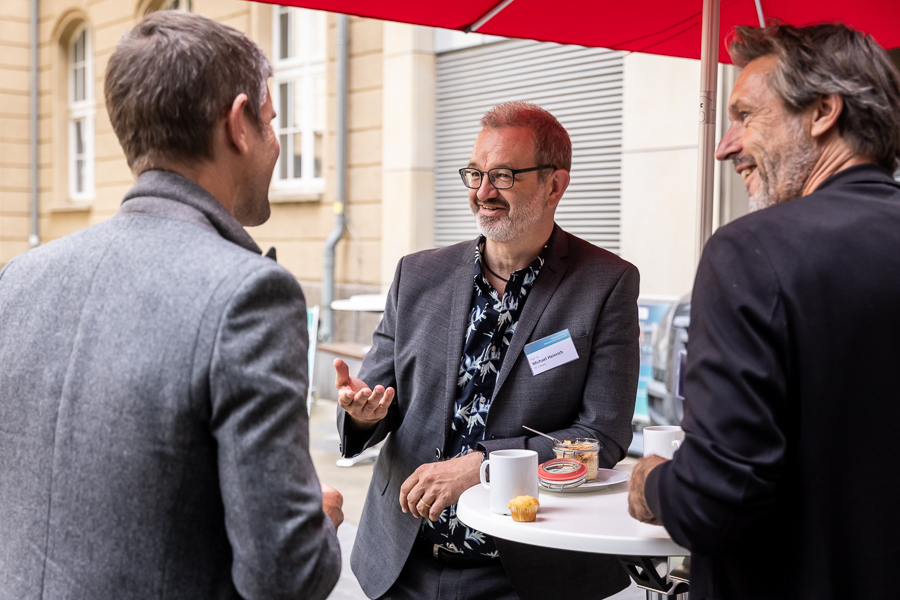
235,144,277,227
240,195,271,227
234,178,272,227
473,188,547,243
749,117,820,212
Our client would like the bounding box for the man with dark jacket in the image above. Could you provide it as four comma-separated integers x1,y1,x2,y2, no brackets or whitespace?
0,12,342,599
336,102,639,600
628,24,900,599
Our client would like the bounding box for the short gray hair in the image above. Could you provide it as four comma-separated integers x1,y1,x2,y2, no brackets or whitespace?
729,23,900,172
105,11,273,174
480,102,572,175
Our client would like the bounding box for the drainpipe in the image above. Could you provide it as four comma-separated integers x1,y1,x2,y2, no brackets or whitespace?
29,0,40,248
321,14,348,342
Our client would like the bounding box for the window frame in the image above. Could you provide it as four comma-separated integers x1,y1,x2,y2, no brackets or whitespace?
271,7,326,196
162,0,192,11
68,25,95,203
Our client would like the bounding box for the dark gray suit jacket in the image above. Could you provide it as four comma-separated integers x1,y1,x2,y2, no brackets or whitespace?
339,227,639,599
0,171,340,600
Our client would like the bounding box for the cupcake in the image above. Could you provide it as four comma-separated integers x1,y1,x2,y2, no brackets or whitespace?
508,495,540,522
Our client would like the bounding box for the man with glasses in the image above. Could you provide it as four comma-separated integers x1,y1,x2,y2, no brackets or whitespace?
334,101,639,600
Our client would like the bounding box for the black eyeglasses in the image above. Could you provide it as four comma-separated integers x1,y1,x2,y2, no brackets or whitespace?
459,165,557,190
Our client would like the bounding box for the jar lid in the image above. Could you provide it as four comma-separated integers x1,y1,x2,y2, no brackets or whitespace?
538,458,587,488
553,437,600,449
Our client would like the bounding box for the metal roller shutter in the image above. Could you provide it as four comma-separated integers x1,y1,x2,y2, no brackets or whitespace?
435,39,623,252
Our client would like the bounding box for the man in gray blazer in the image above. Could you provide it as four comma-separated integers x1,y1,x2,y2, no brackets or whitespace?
0,12,341,600
335,102,639,599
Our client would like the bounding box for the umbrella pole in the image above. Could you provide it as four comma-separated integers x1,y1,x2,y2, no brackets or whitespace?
695,0,720,264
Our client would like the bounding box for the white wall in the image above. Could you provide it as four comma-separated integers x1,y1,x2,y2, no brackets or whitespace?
380,23,436,289
620,53,717,298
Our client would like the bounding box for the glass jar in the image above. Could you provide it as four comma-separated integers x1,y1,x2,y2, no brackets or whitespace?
553,438,600,482
538,458,587,491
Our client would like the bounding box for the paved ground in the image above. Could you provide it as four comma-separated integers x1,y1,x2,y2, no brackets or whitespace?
308,399,648,600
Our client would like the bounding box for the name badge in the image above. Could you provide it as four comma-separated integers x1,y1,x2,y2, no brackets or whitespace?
524,329,579,376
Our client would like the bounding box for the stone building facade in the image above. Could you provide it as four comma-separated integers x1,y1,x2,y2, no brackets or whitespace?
2,0,814,347
0,0,427,343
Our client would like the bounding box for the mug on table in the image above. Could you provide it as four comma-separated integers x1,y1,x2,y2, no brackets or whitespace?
643,426,684,460
479,449,539,515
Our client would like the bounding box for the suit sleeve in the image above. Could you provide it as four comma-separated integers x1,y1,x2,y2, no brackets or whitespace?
645,226,789,554
480,263,641,467
208,264,340,600
336,258,402,457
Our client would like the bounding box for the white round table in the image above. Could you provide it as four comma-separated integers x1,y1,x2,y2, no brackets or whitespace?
330,294,387,313
456,471,688,557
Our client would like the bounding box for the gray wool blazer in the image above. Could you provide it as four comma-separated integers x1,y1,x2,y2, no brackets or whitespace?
338,227,639,600
0,170,340,600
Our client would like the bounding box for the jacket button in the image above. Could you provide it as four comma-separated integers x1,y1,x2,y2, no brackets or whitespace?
491,435,496,439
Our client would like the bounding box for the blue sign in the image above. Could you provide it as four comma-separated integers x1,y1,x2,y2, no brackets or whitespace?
634,300,673,423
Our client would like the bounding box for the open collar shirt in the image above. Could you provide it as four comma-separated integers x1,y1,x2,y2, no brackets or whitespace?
420,231,554,559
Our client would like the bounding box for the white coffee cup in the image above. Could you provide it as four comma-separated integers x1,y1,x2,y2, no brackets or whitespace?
479,449,539,515
643,426,685,460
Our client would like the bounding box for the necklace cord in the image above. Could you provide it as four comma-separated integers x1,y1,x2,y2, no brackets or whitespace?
482,257,510,283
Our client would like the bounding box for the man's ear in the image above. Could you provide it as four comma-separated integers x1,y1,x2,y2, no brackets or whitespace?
546,169,570,209
225,93,251,154
809,93,843,139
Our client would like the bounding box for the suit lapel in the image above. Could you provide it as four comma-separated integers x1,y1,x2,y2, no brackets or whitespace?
492,229,570,398
442,240,479,447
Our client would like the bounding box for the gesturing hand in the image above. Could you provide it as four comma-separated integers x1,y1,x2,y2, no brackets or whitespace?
399,452,483,521
334,359,395,428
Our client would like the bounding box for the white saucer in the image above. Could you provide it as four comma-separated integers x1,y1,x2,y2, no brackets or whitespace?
539,468,630,493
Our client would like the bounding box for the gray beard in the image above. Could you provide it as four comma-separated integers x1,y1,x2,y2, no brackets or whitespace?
473,193,546,242
476,214,530,242
749,121,820,212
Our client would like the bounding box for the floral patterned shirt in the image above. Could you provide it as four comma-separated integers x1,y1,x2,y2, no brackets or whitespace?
419,232,552,559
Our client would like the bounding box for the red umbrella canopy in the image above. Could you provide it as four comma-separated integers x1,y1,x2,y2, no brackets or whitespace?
249,0,900,62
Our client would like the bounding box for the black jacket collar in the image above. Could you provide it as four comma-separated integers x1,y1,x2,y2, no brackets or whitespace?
814,163,899,194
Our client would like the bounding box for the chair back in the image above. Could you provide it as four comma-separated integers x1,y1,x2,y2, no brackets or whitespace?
306,305,320,412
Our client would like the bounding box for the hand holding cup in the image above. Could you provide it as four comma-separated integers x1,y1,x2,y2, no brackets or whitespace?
642,426,684,460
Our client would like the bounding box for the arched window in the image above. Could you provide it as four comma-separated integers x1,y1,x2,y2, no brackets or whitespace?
272,7,326,195
68,26,94,201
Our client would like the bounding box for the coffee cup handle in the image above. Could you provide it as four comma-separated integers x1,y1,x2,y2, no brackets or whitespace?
672,440,682,451
480,460,490,490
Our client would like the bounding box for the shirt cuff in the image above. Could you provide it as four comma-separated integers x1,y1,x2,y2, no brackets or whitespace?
644,461,666,524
